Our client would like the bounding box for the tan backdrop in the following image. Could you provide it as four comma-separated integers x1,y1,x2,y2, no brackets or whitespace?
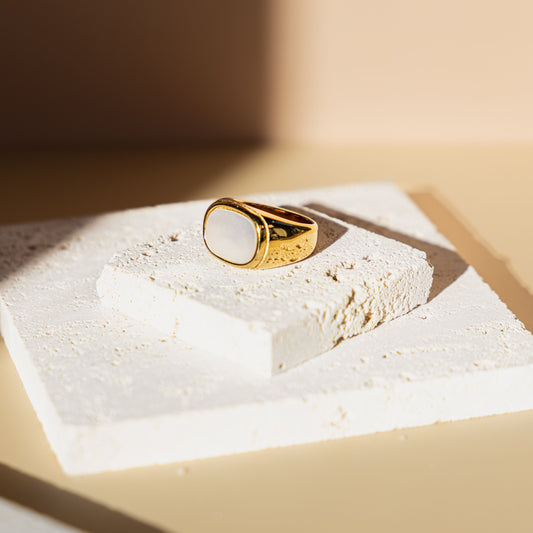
1,0,532,144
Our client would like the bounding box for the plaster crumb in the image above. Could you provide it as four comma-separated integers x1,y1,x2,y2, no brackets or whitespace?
176,466,189,476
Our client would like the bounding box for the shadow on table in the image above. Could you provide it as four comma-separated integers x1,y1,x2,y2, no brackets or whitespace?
0,463,166,533
0,147,259,287
282,205,348,256
305,201,468,302
411,191,533,333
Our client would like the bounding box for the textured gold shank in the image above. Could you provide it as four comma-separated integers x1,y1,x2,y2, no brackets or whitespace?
203,198,318,269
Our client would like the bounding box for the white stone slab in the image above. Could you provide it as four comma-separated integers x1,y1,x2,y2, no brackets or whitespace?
97,207,432,375
1,182,533,475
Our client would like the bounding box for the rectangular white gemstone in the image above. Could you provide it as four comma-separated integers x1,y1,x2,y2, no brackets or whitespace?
97,203,433,375
204,207,259,264
1,182,533,475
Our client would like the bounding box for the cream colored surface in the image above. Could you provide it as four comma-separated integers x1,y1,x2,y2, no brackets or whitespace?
1,145,533,532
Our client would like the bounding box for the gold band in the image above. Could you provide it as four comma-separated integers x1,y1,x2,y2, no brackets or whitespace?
203,198,318,269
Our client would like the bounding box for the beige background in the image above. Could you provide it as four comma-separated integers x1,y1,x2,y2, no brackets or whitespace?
1,145,533,532
1,0,533,143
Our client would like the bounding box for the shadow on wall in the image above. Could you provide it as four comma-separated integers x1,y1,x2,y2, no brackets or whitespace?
0,1,269,144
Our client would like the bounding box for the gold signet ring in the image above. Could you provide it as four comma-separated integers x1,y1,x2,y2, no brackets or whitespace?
203,198,318,269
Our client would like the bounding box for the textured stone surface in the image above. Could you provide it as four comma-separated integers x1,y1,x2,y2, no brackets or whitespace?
1,182,533,475
98,204,432,375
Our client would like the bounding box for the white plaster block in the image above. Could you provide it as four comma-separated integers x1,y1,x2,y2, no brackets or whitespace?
97,207,433,375
1,182,533,475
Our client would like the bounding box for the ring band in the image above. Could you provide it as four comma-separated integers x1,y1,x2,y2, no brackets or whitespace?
203,198,318,269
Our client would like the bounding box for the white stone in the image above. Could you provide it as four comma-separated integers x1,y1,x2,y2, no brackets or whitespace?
204,207,258,264
1,182,533,476
97,206,433,375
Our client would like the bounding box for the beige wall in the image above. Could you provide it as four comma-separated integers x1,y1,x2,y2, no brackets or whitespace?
269,0,533,142
1,0,532,144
